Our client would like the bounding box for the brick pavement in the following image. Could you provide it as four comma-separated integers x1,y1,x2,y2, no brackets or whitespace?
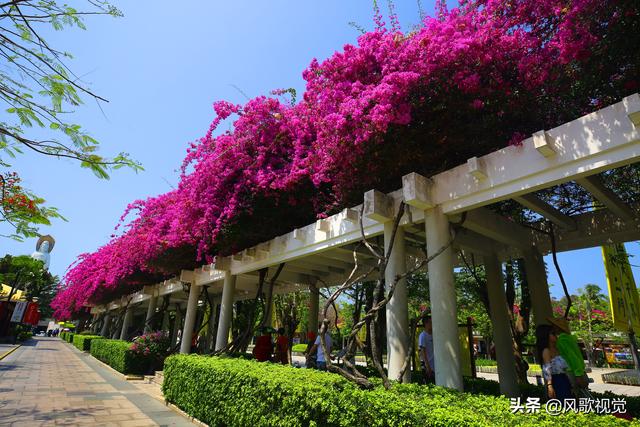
0,337,195,427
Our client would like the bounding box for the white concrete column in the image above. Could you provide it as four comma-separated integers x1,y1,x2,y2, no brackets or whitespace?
308,284,319,335
215,272,236,351
120,306,133,341
384,222,410,382
180,284,201,354
90,314,98,333
100,313,111,337
171,306,183,347
144,295,158,333
524,248,553,327
425,206,463,390
485,253,519,397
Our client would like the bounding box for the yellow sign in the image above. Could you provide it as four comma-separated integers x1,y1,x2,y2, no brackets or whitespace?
602,244,640,334
458,327,472,377
0,284,25,301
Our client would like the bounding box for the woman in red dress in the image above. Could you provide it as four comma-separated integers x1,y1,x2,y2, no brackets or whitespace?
252,327,273,362
274,327,289,365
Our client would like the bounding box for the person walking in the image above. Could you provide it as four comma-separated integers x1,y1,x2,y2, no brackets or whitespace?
418,316,435,383
547,317,590,395
536,324,574,401
274,327,289,365
306,326,332,370
252,327,273,362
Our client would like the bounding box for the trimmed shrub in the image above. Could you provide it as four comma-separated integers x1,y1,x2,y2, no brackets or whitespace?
475,358,497,367
73,334,103,352
163,355,633,427
65,332,74,343
89,339,149,375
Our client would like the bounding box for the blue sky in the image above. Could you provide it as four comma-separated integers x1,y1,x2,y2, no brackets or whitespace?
2,1,638,300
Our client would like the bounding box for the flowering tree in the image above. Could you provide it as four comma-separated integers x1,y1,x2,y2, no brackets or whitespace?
53,0,640,318
1,171,63,240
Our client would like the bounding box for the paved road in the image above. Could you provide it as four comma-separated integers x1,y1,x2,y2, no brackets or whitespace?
0,337,194,427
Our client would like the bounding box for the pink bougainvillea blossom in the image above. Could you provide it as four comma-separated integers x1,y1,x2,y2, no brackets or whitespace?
52,0,640,318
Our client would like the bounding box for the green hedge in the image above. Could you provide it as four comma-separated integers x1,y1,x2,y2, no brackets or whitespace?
360,362,640,419
73,334,103,352
292,343,308,353
475,358,497,367
61,332,74,343
89,339,149,375
163,355,633,427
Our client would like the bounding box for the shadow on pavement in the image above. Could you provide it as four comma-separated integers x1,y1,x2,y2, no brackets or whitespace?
0,406,94,423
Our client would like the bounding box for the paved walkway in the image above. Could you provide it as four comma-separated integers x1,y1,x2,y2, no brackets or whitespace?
0,337,195,426
0,344,19,361
475,371,640,396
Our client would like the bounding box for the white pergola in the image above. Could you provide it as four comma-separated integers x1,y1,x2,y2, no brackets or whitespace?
91,93,640,396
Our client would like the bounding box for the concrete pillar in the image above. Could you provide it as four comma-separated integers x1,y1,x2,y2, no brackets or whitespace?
171,306,183,347
308,284,319,335
90,314,98,333
100,313,111,337
215,272,236,351
180,284,201,354
524,248,553,327
384,222,410,382
111,315,120,339
425,206,463,390
485,254,519,397
120,306,133,341
144,295,158,333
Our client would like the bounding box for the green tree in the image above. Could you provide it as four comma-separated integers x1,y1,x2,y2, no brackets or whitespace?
1,1,142,240
571,284,614,366
0,254,58,327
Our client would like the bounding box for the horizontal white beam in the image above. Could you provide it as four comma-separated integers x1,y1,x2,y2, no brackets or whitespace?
433,94,640,214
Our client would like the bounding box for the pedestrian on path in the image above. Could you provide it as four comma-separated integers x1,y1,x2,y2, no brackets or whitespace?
537,324,574,402
419,316,435,384
306,324,332,371
253,327,273,362
274,327,289,365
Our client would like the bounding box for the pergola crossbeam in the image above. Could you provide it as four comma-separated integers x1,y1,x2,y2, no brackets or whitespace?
433,94,640,214
462,208,530,249
513,193,576,229
575,175,636,222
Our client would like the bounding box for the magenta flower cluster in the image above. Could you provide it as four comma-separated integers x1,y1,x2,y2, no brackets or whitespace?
52,0,639,318
130,331,170,359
